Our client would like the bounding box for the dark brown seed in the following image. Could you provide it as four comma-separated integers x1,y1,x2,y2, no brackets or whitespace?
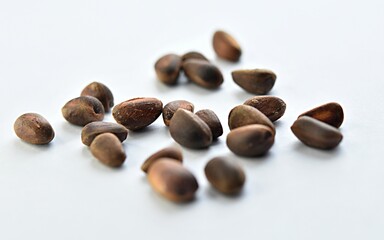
205,157,245,195
227,124,275,157
90,133,126,168
232,69,276,94
244,96,287,122
81,122,128,146
112,97,163,131
14,113,55,145
181,51,209,62
182,59,224,89
148,159,198,202
154,54,182,85
62,96,105,126
298,102,344,128
80,82,114,112
162,100,194,126
195,109,223,139
212,30,242,62
291,116,343,149
228,105,275,135
169,109,212,149
141,146,183,173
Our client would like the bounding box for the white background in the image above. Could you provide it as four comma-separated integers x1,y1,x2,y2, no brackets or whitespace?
1,0,384,239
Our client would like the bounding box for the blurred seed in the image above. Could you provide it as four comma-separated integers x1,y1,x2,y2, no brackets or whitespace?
205,157,245,195
232,69,276,94
212,30,242,62
112,97,163,131
80,82,114,112
148,159,198,202
244,96,286,122
62,96,105,126
298,102,344,128
90,133,126,168
169,109,212,149
141,146,183,173
181,51,209,62
228,105,275,135
182,59,224,89
227,124,275,157
81,122,128,146
14,113,55,145
291,116,343,149
195,109,223,139
162,100,194,126
154,54,182,85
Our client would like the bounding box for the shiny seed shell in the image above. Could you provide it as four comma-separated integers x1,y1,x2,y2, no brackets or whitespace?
182,59,224,89
90,133,126,168
244,96,286,122
162,100,194,126
141,146,183,173
205,157,245,195
148,159,198,202
80,82,114,112
232,69,276,94
62,96,105,126
298,102,344,128
291,116,343,149
81,121,128,146
14,113,55,145
154,54,182,85
112,97,163,131
212,30,242,62
195,109,223,139
181,51,209,62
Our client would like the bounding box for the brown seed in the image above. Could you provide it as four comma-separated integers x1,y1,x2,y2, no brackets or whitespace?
162,100,194,126
228,105,275,135
195,109,223,139
227,124,275,157
14,113,55,145
182,59,224,89
291,116,343,150
90,133,126,167
232,69,276,94
81,122,128,146
243,96,287,122
148,159,198,202
181,51,209,62
154,54,182,85
112,97,163,131
205,157,246,195
212,30,242,62
62,96,105,126
169,109,212,149
80,82,114,112
141,146,183,173
298,102,344,128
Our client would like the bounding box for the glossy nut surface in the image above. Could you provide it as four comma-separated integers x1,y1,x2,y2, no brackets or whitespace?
90,133,126,168
154,54,182,85
232,69,276,94
81,121,128,146
162,100,194,126
244,96,286,122
298,102,344,128
62,96,105,126
183,59,224,89
212,30,242,62
195,109,223,139
81,82,114,112
141,146,183,173
14,113,55,145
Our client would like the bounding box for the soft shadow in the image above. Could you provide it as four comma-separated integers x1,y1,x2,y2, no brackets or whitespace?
205,186,244,200
89,157,126,172
233,89,255,102
292,142,343,160
12,138,53,154
148,190,199,210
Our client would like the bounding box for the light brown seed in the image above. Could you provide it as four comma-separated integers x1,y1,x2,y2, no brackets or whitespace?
80,82,114,112
90,133,126,168
243,96,286,122
154,54,182,85
182,59,224,89
298,102,344,128
232,69,276,94
112,97,163,131
148,159,198,202
291,116,343,149
169,109,212,149
195,109,223,139
228,105,275,135
81,122,128,146
14,113,55,145
162,100,194,126
205,157,245,195
212,30,242,62
141,146,183,173
226,124,275,157
62,96,105,126
181,51,209,62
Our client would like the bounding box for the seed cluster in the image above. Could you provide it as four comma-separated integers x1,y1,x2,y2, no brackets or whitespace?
13,30,344,203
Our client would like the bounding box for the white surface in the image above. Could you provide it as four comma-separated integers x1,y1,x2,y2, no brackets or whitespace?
1,0,384,239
